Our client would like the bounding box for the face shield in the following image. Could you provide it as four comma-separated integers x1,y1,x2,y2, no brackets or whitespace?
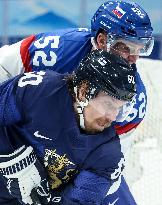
88,92,133,124
107,35,154,57
76,90,134,131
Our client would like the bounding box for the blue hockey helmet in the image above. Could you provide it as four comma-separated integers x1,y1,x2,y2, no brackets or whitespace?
91,0,154,56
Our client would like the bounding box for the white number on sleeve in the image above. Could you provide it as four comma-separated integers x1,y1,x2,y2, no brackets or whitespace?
138,92,146,118
33,51,57,67
111,158,125,180
18,71,45,87
34,36,60,49
33,36,60,67
125,92,146,122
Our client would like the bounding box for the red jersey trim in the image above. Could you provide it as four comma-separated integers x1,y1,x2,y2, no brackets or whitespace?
20,35,36,72
115,122,141,135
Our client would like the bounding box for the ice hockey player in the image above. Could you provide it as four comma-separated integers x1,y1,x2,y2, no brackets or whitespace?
0,50,136,204
0,1,153,204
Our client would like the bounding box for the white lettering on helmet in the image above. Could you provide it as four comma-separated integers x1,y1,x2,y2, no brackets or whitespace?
128,75,135,84
98,57,107,66
100,20,111,29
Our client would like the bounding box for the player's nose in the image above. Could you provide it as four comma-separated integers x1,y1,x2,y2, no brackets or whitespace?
128,55,139,64
105,110,118,122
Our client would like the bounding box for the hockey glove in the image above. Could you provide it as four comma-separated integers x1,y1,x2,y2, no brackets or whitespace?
0,145,51,205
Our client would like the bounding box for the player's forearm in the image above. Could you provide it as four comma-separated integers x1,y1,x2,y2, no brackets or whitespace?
0,75,22,126
60,170,111,205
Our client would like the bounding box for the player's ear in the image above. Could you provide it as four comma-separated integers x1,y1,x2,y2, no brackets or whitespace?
78,81,89,102
96,32,107,50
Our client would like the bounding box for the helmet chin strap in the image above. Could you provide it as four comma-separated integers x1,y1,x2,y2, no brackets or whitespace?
74,87,89,129
76,100,89,129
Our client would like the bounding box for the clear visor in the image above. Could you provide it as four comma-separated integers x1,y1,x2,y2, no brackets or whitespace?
108,36,154,57
90,92,132,123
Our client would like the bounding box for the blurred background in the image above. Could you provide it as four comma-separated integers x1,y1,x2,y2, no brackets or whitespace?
0,0,162,59
0,1,162,205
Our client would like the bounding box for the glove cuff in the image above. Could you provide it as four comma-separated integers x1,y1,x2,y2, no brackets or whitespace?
0,146,36,176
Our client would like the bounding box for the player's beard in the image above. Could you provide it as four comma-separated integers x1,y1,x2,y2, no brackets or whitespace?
84,119,112,134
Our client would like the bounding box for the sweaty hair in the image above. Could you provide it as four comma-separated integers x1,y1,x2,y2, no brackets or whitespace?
65,74,89,103
64,73,77,102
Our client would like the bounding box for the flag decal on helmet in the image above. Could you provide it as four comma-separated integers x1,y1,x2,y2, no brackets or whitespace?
112,5,126,18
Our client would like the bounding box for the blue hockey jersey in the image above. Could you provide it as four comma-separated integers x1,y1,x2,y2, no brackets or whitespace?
0,28,145,204
0,28,146,136
0,71,125,204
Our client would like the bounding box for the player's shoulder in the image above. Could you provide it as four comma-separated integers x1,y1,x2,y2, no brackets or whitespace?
35,28,91,42
16,71,68,112
16,71,66,99
63,28,91,41
136,71,146,95
19,70,65,87
131,64,146,94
